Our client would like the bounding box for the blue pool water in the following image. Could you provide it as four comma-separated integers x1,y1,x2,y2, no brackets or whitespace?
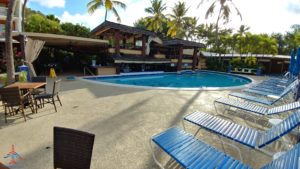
84,71,252,89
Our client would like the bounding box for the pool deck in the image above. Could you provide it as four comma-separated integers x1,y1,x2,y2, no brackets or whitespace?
0,75,293,169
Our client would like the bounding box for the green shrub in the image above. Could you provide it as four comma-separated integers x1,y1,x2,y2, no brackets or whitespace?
230,57,242,68
205,58,226,71
244,56,258,68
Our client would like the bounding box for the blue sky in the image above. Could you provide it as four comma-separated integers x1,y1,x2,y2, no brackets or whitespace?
27,0,300,34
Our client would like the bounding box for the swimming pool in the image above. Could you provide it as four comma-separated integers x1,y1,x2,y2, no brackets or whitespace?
82,71,252,90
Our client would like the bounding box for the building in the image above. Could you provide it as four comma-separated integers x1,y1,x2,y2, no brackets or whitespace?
200,51,290,74
0,0,23,33
91,21,205,74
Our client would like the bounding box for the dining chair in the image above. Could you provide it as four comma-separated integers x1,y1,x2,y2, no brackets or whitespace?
34,79,62,112
31,76,47,94
0,87,36,123
54,127,95,169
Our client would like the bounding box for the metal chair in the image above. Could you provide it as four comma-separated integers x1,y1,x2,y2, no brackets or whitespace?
54,127,95,169
34,79,62,112
0,87,36,123
31,76,47,94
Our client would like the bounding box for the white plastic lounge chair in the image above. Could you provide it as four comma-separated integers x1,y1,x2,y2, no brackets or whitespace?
151,126,300,169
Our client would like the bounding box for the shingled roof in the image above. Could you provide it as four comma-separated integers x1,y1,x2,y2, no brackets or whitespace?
91,21,156,36
163,39,205,48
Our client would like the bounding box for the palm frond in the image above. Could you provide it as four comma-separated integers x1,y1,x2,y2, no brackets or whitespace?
205,2,216,19
112,7,121,22
112,1,127,9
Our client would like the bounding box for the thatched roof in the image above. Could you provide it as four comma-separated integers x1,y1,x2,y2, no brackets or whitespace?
163,39,205,48
91,21,156,36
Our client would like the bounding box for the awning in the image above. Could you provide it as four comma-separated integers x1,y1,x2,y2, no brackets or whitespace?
13,32,109,48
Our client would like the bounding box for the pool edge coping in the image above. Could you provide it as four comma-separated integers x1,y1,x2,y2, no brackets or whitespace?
79,70,256,91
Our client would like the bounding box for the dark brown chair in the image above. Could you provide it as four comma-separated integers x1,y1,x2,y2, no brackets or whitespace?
54,127,95,169
34,79,62,112
0,87,36,123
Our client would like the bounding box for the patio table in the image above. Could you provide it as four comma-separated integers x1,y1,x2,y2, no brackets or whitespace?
5,82,46,90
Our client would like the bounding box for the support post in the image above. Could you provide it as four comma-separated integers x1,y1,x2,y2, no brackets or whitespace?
192,47,198,71
177,46,183,71
142,35,146,56
19,34,26,60
115,30,120,56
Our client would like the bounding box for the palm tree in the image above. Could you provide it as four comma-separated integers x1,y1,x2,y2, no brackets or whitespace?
185,17,198,41
5,0,17,84
144,0,167,33
199,0,242,55
87,0,126,22
167,1,189,38
236,25,250,55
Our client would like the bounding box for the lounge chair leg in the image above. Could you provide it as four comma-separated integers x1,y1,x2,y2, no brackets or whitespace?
149,139,165,169
182,120,186,131
214,102,219,115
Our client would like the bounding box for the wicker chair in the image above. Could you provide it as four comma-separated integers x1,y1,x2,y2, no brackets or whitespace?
34,79,62,112
0,87,36,123
54,127,95,169
31,76,47,94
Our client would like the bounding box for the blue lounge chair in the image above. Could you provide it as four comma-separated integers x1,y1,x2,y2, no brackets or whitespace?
183,111,300,149
214,98,300,116
229,80,299,105
151,126,300,169
243,79,298,97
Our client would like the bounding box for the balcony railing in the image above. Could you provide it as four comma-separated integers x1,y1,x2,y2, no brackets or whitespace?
0,6,19,17
0,7,7,16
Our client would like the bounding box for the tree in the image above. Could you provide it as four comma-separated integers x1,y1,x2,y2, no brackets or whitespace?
167,1,190,38
199,0,242,55
184,17,198,41
5,0,17,84
144,0,167,33
25,13,62,33
61,23,91,37
87,0,126,22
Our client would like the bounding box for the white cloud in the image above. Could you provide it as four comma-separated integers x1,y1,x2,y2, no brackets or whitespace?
30,0,65,8
58,0,300,34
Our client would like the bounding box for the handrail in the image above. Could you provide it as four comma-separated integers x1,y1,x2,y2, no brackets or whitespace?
83,66,95,76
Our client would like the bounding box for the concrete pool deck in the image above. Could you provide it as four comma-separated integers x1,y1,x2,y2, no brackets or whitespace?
0,75,294,169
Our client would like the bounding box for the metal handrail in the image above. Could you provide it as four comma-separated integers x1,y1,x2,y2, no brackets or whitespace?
83,66,95,76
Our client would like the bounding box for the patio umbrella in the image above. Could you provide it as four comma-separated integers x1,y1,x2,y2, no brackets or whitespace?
293,47,300,76
288,49,295,73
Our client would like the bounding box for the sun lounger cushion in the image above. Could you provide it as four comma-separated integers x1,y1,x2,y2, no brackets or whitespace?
152,127,251,169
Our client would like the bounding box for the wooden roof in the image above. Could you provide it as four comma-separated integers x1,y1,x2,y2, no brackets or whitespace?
163,39,205,48
91,21,156,37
